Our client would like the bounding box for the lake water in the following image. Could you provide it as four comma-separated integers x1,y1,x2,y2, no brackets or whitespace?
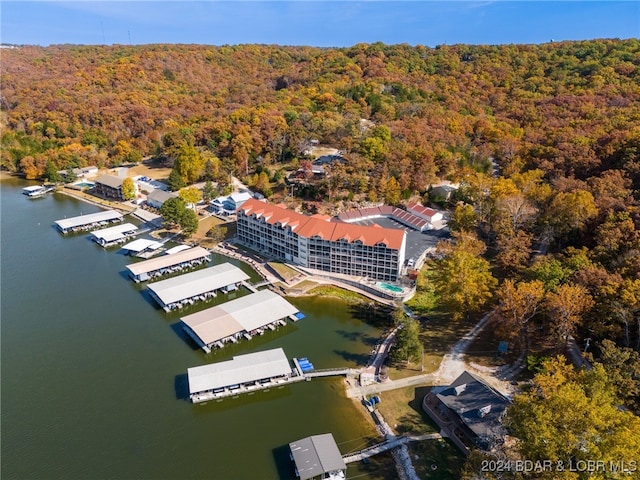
1,179,391,480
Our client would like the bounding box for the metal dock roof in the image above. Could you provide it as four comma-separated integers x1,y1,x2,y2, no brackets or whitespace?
181,289,299,345
126,246,211,276
121,238,164,253
147,263,249,306
54,210,123,230
90,223,138,243
187,347,291,394
289,433,346,480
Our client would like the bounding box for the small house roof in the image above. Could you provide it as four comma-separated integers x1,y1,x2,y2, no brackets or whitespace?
95,174,124,189
147,189,177,203
436,371,510,441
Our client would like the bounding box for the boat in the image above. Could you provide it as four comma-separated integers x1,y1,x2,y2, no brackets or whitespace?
23,185,54,198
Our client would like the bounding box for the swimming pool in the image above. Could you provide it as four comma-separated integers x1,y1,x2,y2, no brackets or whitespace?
376,282,403,293
74,181,95,189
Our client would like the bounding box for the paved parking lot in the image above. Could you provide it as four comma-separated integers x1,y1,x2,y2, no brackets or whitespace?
352,216,450,263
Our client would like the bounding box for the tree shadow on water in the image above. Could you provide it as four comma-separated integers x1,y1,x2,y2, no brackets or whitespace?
349,302,394,328
333,349,370,366
335,330,378,347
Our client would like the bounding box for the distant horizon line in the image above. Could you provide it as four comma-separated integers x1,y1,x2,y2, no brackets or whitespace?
1,37,635,49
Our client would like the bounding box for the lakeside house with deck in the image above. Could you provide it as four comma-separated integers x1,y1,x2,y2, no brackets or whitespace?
94,174,132,201
422,371,510,454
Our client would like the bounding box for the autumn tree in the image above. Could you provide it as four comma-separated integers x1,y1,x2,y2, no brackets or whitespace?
206,225,228,244
179,186,202,210
545,189,598,243
495,230,533,275
448,203,477,233
432,234,497,320
496,279,545,350
506,357,640,479
383,176,402,205
121,177,136,201
19,155,46,180
587,339,640,413
545,283,594,347
171,141,204,185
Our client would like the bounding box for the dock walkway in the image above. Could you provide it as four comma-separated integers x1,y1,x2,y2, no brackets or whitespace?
342,433,442,464
304,368,356,378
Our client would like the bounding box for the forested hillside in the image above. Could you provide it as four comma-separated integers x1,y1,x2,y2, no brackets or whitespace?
2,40,639,357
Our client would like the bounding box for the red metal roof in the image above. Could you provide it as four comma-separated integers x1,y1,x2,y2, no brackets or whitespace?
406,202,439,219
240,199,405,249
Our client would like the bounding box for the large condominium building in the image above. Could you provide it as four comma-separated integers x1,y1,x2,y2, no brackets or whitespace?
237,199,406,281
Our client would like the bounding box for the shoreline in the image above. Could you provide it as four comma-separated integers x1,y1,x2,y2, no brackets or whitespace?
55,186,137,214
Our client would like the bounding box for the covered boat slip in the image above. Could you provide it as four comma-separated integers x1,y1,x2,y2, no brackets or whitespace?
120,238,164,258
147,263,250,311
55,209,123,234
188,348,297,403
181,289,300,352
90,223,139,247
289,434,347,480
126,246,211,282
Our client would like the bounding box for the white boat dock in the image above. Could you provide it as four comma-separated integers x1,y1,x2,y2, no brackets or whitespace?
55,210,124,234
147,263,250,311
180,289,300,352
121,238,164,258
126,246,211,282
90,223,139,248
188,348,303,403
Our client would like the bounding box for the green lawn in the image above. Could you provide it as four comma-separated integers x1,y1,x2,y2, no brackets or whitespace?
387,310,476,378
305,285,370,304
266,261,300,282
371,386,466,478
410,438,466,479
373,386,437,436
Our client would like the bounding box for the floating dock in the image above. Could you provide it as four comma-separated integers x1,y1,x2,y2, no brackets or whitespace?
126,246,211,282
121,238,164,258
188,348,304,403
55,210,124,234
90,223,139,248
181,289,300,352
147,263,249,311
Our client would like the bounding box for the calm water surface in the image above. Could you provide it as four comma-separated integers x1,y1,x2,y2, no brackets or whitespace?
1,179,389,480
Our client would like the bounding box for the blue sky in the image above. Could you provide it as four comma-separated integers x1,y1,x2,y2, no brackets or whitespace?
1,1,638,47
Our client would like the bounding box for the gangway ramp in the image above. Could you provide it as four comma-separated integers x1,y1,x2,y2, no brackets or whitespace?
304,368,356,378
342,433,442,464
